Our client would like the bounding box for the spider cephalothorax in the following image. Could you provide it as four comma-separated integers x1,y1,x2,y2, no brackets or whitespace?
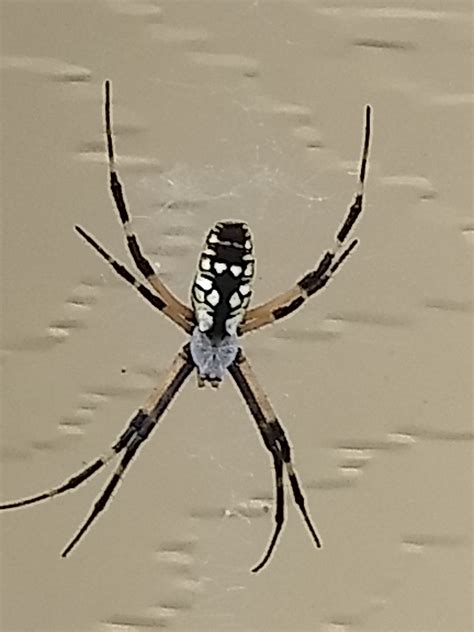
0,80,372,573
190,328,239,387
190,220,255,386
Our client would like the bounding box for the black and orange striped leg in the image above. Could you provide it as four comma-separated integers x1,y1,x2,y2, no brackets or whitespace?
239,105,372,335
61,345,193,557
75,225,192,332
103,80,194,331
229,351,322,572
0,347,194,556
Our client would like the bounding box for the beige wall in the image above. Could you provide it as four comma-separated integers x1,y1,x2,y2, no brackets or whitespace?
1,2,472,631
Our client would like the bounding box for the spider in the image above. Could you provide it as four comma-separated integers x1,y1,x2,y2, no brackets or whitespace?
0,81,372,573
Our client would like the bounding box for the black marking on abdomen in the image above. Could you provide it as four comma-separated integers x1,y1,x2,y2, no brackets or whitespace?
215,222,248,246
214,243,245,264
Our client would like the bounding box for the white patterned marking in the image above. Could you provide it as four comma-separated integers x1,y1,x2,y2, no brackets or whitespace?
196,275,212,291
225,314,241,336
197,309,213,332
240,284,251,295
214,262,227,274
193,287,205,303
230,265,242,277
207,289,220,306
200,257,211,271
229,292,242,309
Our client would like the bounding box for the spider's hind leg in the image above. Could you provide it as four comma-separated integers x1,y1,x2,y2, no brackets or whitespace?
61,345,194,557
229,351,322,572
0,346,194,559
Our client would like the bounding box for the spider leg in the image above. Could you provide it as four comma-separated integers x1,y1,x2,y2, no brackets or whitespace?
60,345,193,557
1,346,194,555
75,225,193,333
0,404,153,511
228,350,321,572
252,458,284,573
240,105,371,335
0,456,112,510
103,80,194,329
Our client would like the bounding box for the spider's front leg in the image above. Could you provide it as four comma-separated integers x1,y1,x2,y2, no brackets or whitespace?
239,105,372,335
90,80,194,333
75,225,194,333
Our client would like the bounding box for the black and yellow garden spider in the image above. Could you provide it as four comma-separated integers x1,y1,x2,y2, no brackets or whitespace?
0,81,372,573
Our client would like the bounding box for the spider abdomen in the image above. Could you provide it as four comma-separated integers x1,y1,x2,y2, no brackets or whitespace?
191,221,255,337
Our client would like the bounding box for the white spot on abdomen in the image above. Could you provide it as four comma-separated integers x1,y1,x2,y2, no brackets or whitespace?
197,311,213,332
214,262,227,274
225,314,241,336
229,292,241,309
207,289,220,306
193,287,205,303
195,275,212,291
